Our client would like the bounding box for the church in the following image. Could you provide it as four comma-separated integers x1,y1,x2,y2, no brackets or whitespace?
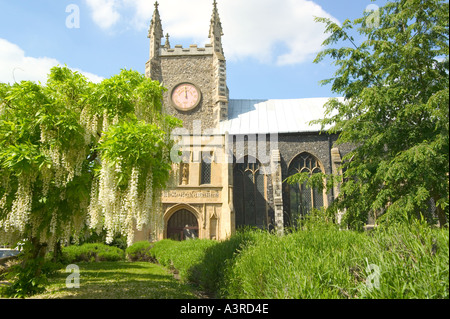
142,1,351,241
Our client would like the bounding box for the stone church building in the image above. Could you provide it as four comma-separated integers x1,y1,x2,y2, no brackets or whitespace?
142,1,350,241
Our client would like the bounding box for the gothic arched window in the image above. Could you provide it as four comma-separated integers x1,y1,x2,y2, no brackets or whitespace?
233,156,267,229
287,153,325,225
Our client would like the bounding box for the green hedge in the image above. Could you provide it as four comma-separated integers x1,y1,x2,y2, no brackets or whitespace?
62,243,125,263
150,238,218,282
149,222,449,299
149,229,264,296
125,241,154,262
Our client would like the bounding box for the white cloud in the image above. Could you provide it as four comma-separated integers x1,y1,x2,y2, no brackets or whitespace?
87,0,338,65
0,38,104,84
85,0,121,30
220,0,338,65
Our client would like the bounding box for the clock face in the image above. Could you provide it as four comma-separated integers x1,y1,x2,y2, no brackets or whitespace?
171,83,201,111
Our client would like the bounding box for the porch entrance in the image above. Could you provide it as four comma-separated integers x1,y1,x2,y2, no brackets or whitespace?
166,209,199,240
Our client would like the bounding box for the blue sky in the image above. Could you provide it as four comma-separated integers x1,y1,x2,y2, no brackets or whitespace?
0,0,388,99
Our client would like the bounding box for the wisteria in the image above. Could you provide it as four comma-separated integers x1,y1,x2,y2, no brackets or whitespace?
0,67,179,252
88,161,161,247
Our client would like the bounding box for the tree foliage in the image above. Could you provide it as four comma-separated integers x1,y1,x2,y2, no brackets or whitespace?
289,0,449,228
0,67,181,251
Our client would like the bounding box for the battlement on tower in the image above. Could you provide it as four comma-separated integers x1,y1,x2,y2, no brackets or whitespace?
160,44,214,57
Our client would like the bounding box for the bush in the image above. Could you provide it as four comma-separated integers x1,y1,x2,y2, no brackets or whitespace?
149,239,179,267
125,241,154,262
62,243,125,263
0,258,48,298
150,239,217,281
149,229,262,296
0,242,60,298
80,231,128,251
188,229,262,295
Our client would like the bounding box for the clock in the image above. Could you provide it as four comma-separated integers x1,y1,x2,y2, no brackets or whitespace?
170,82,201,111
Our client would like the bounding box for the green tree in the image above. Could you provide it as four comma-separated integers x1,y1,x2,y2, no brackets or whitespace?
289,0,449,229
0,67,181,296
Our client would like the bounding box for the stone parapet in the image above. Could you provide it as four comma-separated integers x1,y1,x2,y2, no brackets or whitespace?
160,44,214,57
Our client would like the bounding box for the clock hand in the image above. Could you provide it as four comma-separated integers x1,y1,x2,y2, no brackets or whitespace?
184,86,187,99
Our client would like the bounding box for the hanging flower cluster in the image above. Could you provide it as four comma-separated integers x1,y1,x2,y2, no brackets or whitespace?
0,174,34,234
89,114,177,246
88,163,160,247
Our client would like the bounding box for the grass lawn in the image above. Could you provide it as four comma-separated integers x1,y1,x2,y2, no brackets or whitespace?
29,261,203,299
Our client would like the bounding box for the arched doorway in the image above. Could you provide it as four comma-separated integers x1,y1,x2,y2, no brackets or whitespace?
166,209,199,240
233,156,267,229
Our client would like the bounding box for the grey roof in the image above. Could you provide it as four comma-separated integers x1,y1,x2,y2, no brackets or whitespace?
220,98,342,135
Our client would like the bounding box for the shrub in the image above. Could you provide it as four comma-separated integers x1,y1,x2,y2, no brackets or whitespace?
149,229,262,296
62,243,125,263
188,229,262,295
150,239,217,280
0,243,59,298
125,241,154,262
0,258,48,298
149,239,179,267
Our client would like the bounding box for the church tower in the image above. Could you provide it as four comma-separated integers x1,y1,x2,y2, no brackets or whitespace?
144,1,234,242
145,0,228,132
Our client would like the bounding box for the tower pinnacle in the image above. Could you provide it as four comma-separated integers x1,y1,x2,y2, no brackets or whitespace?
148,1,164,59
164,33,171,49
209,0,224,56
208,0,228,125
145,1,164,80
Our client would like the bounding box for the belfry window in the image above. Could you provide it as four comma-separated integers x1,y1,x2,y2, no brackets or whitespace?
287,153,326,225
